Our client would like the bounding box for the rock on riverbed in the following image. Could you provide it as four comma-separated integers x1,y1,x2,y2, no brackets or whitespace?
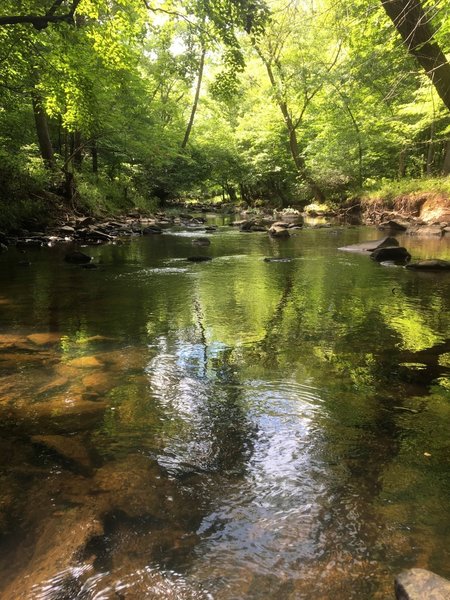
395,568,450,599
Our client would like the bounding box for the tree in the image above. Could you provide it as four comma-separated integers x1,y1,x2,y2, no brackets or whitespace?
0,1,81,29
381,0,450,112
251,0,344,202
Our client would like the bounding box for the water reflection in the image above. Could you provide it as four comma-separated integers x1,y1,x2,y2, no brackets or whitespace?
0,225,449,598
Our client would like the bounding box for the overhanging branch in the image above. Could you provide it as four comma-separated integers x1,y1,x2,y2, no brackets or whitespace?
0,0,81,30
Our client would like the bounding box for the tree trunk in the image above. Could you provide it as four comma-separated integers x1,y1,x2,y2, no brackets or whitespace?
381,0,450,113
32,93,55,168
259,52,326,201
442,140,450,175
426,122,435,175
71,130,83,170
181,46,206,149
92,139,98,174
398,147,407,178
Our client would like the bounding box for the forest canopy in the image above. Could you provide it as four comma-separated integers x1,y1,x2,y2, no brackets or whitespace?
1,0,450,220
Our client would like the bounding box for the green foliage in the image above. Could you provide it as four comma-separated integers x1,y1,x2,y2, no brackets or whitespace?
1,0,450,222
364,176,450,201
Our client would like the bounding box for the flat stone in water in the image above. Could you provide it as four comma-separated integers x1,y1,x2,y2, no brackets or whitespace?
395,568,450,599
406,259,450,271
186,256,212,262
338,236,399,253
67,356,104,369
28,332,62,346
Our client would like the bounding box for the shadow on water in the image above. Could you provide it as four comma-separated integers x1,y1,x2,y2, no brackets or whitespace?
0,225,449,598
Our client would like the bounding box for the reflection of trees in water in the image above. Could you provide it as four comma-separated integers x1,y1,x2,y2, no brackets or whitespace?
145,297,256,479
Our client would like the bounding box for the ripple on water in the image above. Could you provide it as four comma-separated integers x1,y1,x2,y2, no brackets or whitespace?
33,565,213,600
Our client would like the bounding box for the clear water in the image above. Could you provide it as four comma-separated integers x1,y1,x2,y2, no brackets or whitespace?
0,221,449,599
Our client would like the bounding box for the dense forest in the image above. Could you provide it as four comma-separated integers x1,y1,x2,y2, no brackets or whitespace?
1,0,450,228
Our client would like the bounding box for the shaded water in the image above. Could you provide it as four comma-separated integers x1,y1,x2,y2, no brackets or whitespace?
0,221,450,599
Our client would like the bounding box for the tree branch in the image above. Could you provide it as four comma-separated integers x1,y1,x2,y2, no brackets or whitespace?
0,0,81,30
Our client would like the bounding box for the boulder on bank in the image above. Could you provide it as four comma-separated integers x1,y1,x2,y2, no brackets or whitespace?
338,236,399,253
395,568,450,600
142,225,162,234
407,225,444,237
370,246,411,262
378,220,408,231
406,259,450,271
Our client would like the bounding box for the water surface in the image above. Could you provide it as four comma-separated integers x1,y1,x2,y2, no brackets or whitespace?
0,222,449,599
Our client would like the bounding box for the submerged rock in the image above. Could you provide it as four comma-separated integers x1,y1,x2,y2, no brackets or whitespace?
370,246,411,262
64,251,92,264
263,257,293,263
395,568,450,599
192,237,211,246
338,236,399,253
27,332,62,346
186,256,212,262
406,259,450,271
67,356,104,369
31,434,92,470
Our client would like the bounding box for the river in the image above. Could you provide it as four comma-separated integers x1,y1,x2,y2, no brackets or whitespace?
0,219,449,599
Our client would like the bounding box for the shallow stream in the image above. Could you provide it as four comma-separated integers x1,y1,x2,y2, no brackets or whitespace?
0,220,449,599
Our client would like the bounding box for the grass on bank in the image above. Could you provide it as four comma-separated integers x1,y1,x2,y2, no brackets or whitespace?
363,176,450,203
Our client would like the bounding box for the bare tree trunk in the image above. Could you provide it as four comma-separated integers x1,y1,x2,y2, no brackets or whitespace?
442,140,450,175
381,0,450,112
258,53,326,201
32,93,55,168
426,121,435,175
181,46,206,149
71,130,83,170
398,147,407,178
92,139,98,174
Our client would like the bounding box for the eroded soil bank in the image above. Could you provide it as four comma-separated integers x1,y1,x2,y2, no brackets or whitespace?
359,192,450,231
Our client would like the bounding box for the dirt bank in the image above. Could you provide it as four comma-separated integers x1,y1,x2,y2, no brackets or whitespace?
360,192,450,226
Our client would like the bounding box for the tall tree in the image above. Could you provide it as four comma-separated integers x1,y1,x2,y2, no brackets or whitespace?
381,0,450,112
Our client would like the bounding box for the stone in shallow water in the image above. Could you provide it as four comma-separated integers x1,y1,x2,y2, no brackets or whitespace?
81,371,112,393
64,251,92,264
406,259,450,271
186,256,212,262
370,246,411,262
67,355,104,369
263,257,293,262
27,332,62,345
192,237,211,246
338,236,399,253
0,334,31,351
31,434,92,470
395,568,450,599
